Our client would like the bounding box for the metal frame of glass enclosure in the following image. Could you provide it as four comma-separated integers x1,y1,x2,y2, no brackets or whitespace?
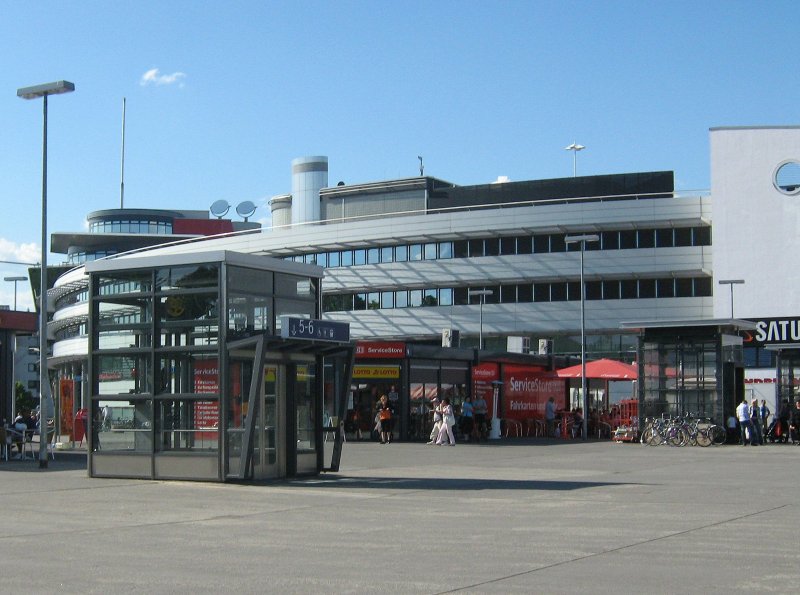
773,345,800,408
623,319,756,425
85,250,353,481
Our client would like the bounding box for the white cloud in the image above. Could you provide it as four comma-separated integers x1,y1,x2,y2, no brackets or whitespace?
0,238,37,311
140,68,186,87
0,238,39,265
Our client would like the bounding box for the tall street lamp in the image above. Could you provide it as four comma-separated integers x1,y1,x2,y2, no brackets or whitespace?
718,279,745,319
4,276,28,310
565,234,599,440
565,142,585,177
468,289,493,350
469,289,499,439
17,80,75,468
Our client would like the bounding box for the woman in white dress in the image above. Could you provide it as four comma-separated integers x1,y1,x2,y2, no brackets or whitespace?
436,398,456,445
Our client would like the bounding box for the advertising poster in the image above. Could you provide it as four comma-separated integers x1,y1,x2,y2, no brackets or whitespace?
193,360,219,439
502,364,565,421
60,378,74,437
472,363,499,417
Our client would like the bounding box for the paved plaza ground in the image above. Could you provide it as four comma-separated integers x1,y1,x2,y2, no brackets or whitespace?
1,438,798,594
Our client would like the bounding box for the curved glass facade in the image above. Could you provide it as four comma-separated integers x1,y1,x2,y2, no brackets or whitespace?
89,219,173,234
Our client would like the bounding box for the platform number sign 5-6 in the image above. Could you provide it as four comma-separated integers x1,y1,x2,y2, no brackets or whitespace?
280,316,350,343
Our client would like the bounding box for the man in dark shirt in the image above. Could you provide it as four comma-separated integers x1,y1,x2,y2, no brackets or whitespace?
789,401,800,445
778,400,791,443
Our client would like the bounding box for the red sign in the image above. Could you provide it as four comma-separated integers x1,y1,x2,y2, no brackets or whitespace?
502,364,565,421
472,363,499,416
194,360,219,394
193,360,219,440
355,341,406,359
60,378,75,437
194,400,219,437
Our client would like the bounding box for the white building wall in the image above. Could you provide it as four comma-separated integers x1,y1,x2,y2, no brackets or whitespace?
710,126,800,319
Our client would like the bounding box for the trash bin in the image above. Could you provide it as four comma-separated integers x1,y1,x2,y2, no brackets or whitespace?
74,408,88,444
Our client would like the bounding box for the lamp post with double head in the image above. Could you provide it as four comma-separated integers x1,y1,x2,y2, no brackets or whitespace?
17,80,75,468
565,142,585,177
565,234,599,440
4,276,28,310
718,279,745,319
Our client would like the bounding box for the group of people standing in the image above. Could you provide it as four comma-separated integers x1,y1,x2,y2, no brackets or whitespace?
732,397,800,445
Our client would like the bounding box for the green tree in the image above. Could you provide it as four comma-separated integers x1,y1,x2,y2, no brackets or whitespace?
15,381,36,413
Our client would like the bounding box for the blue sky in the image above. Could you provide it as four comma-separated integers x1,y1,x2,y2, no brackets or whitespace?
1,1,797,310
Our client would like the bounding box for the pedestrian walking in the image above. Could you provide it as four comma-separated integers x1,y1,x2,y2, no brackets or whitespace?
436,398,456,445
427,398,442,444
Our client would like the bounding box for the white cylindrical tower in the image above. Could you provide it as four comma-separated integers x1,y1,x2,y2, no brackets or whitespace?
268,194,292,228
291,156,328,224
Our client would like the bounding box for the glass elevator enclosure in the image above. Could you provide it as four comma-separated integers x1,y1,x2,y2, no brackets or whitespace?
85,250,353,481
623,320,755,425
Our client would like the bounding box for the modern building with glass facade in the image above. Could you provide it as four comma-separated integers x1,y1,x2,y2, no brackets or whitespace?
45,126,800,445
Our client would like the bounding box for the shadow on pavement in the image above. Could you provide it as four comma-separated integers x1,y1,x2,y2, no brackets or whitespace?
0,451,87,473
287,475,645,491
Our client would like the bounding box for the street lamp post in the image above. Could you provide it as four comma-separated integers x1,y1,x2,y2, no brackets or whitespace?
17,80,75,468
565,234,599,440
4,276,28,310
468,289,493,350
565,142,585,177
468,289,500,439
718,279,745,319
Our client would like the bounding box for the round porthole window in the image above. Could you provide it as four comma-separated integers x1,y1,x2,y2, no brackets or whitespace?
774,160,800,195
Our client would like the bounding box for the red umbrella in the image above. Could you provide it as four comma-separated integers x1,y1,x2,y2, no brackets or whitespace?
556,358,638,380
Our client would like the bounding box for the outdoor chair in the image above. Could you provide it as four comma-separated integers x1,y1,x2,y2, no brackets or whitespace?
31,430,56,460
0,427,9,461
503,418,523,437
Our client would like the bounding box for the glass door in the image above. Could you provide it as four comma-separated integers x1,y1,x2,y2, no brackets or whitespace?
224,354,252,479
253,364,285,479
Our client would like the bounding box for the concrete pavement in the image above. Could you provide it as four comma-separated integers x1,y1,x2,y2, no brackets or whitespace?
1,439,798,594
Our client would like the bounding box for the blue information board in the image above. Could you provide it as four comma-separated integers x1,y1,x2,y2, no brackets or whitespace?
279,316,350,343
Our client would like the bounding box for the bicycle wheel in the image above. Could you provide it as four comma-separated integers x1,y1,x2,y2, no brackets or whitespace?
708,425,726,446
642,427,663,446
639,426,650,444
695,428,712,447
667,427,688,447
686,428,698,447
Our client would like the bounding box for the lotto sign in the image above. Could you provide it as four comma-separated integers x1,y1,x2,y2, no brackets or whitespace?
353,365,400,379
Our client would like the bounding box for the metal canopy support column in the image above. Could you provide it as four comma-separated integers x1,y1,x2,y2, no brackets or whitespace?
327,344,355,472
227,334,266,481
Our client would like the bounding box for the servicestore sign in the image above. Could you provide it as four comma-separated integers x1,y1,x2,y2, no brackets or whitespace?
502,364,564,421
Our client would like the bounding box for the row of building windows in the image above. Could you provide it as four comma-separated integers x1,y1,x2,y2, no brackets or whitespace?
287,226,712,268
54,226,711,306
89,220,173,235
322,276,713,312
67,250,118,265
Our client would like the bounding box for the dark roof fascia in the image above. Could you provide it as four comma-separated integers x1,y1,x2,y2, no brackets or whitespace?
620,318,757,332
85,249,324,279
86,208,209,221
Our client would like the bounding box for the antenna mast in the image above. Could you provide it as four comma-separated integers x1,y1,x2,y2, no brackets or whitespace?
120,97,126,208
